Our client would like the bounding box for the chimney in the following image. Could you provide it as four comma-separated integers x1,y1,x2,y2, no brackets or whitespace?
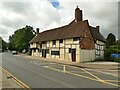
36,28,39,35
96,26,100,32
75,6,83,22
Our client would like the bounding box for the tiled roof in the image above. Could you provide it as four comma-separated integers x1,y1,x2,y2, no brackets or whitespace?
30,20,82,43
90,26,106,42
30,20,106,43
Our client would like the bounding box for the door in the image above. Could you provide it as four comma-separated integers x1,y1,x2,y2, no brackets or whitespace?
71,49,76,62
42,49,46,58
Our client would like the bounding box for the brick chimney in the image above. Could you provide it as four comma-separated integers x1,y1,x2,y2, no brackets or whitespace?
36,28,39,35
96,26,100,32
75,6,83,22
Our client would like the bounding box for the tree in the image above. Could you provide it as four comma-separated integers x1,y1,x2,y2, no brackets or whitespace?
106,33,116,48
114,39,120,50
8,25,35,52
0,37,8,52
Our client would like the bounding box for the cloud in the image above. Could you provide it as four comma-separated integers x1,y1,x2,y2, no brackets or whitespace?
118,2,120,39
0,26,8,35
0,0,62,42
0,0,118,42
1,2,31,15
59,1,118,39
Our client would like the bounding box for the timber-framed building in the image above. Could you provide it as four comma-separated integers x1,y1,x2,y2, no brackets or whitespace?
30,6,106,62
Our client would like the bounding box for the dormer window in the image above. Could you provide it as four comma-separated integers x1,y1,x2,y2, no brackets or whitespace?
52,40,56,45
73,37,80,41
59,39,63,43
42,41,46,44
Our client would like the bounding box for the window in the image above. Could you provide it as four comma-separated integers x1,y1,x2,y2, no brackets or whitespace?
40,44,42,48
31,43,33,45
51,51,60,55
36,42,39,44
42,41,46,44
69,48,71,53
59,39,63,43
46,49,49,53
39,49,42,52
95,50,97,54
52,40,56,45
33,49,36,52
98,51,100,56
73,37,80,41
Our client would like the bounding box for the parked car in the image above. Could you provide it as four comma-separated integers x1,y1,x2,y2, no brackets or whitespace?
12,50,18,55
22,49,26,54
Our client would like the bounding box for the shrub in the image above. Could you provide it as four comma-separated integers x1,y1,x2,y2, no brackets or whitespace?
27,49,32,55
104,45,119,62
114,58,120,63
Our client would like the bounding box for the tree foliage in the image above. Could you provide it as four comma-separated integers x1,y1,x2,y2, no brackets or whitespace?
8,25,35,52
105,33,120,62
0,37,8,52
106,33,116,48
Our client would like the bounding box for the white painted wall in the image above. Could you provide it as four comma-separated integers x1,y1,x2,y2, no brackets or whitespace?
80,49,95,62
31,37,100,63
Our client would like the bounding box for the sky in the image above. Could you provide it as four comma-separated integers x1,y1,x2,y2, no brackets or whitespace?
0,0,119,42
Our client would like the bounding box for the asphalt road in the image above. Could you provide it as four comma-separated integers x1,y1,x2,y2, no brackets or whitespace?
2,52,119,88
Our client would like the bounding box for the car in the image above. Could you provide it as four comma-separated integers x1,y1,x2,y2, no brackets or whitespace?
12,50,18,55
22,49,26,54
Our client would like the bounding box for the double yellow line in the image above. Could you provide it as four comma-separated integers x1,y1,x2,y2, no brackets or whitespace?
2,68,32,90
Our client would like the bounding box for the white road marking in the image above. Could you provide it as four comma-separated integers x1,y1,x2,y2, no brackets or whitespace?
85,68,118,77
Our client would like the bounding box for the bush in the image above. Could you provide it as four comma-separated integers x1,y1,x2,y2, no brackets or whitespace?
104,49,114,61
114,58,120,63
27,49,32,55
104,45,119,62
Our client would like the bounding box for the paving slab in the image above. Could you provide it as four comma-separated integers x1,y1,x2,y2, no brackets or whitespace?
0,70,21,89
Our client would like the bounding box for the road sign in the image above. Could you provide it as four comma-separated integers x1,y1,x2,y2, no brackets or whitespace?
111,54,120,58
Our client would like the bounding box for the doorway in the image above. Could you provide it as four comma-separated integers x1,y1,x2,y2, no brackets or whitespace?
71,49,76,62
42,49,46,58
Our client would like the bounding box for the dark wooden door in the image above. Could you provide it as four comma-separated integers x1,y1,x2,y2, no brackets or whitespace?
42,49,46,58
44,49,46,58
71,49,76,62
42,49,44,57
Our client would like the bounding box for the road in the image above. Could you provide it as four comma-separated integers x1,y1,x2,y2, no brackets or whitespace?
2,52,119,88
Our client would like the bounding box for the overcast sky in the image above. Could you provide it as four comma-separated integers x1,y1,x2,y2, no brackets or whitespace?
0,0,119,42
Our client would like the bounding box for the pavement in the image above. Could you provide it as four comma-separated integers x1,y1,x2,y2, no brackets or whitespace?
0,68,21,89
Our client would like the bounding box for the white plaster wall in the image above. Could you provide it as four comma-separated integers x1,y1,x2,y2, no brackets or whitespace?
30,43,36,48
56,40,59,47
65,39,73,44
80,49,95,62
50,41,52,47
47,41,49,47
97,40,105,45
32,50,34,56
73,40,79,44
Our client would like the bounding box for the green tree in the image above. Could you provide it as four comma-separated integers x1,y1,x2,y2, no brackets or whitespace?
0,37,8,52
106,33,116,48
8,25,35,52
